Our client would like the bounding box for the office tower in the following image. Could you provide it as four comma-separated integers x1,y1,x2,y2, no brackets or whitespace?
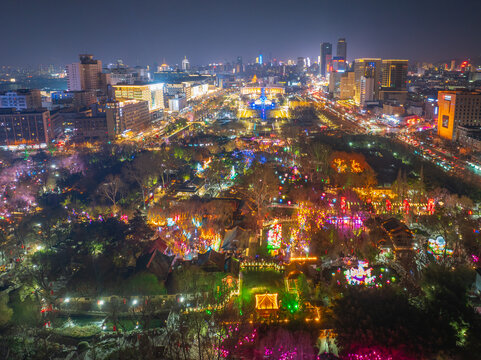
328,72,344,98
0,108,52,146
353,58,381,105
320,42,332,76
0,89,42,110
297,57,305,72
437,90,481,140
236,56,243,74
381,60,408,90
66,54,103,92
182,56,190,71
337,38,347,60
379,59,408,103
359,77,375,106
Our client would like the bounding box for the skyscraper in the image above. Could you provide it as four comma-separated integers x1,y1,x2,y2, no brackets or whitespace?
297,57,305,72
320,43,332,76
381,60,408,90
66,54,103,92
181,56,190,71
236,56,243,74
337,38,347,60
353,58,381,105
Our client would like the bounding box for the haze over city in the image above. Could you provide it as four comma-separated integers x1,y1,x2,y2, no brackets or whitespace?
1,0,481,65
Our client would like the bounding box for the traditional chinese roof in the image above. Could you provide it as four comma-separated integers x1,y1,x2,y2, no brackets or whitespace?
255,293,279,310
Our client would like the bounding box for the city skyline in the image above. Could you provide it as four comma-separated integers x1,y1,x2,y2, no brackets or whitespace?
1,0,481,66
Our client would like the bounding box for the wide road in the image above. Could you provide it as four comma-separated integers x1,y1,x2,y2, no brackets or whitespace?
308,89,481,182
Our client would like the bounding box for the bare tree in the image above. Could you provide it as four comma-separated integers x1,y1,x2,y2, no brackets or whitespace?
98,174,125,212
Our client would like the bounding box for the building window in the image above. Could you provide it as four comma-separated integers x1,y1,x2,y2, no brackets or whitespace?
442,115,449,128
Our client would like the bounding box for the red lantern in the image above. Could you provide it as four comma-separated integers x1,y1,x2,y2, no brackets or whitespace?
386,199,392,212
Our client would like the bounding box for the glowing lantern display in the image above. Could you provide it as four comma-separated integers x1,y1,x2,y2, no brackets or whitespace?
345,261,376,285
267,222,282,250
385,199,392,212
403,199,410,214
340,196,347,213
428,236,453,260
427,198,435,215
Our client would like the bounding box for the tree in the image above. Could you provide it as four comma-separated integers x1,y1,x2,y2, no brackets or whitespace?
123,152,159,206
329,286,445,358
238,163,278,228
203,158,231,195
97,174,125,211
300,141,331,182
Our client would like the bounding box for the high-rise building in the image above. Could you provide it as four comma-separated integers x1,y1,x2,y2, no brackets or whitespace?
0,108,52,146
340,72,355,100
297,57,305,72
331,57,347,73
337,38,347,60
379,59,408,103
450,60,456,71
320,43,332,76
0,89,42,110
236,56,243,74
359,77,376,106
66,54,103,92
328,72,344,98
354,58,381,105
181,56,190,71
381,60,408,90
437,90,481,140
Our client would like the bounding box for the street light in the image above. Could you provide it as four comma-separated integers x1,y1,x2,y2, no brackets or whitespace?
132,299,138,306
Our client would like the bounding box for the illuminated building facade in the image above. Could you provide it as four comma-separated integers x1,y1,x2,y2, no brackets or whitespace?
437,90,481,140
331,57,347,72
340,72,355,100
168,95,187,112
113,83,164,110
354,58,381,105
240,86,285,96
359,76,375,106
320,42,332,76
0,109,52,146
381,59,408,90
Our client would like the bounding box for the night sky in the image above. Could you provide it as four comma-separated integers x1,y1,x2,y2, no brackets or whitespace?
1,0,481,66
